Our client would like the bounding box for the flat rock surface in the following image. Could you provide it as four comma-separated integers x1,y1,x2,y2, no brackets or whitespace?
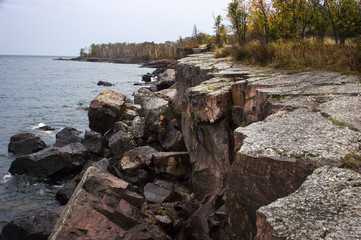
256,167,361,240
235,108,361,167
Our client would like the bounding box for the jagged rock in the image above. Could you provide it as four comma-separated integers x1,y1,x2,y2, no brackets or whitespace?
55,127,83,147
56,158,111,205
153,152,190,179
88,90,127,134
156,69,176,91
97,80,113,86
142,73,152,82
123,109,138,121
158,118,186,151
83,130,103,155
114,121,129,133
129,116,145,139
120,146,157,172
134,91,173,138
108,131,136,159
49,166,149,240
143,180,174,204
0,207,63,240
9,142,88,179
184,192,227,240
8,133,46,155
255,167,361,240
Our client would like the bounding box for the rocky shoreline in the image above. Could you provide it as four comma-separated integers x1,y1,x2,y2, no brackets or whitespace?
2,53,361,239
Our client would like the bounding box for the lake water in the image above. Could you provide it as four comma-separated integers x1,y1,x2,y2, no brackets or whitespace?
0,55,153,229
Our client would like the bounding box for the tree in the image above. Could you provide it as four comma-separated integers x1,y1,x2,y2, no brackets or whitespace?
249,0,272,43
227,0,248,45
213,15,227,47
325,0,361,44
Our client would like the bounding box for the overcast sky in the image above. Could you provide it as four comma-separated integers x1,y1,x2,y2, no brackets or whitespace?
0,0,230,56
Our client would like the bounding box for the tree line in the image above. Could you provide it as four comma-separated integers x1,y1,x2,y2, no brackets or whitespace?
217,0,361,46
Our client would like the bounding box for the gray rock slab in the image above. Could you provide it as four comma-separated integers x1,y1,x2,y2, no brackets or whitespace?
235,108,361,167
256,167,361,240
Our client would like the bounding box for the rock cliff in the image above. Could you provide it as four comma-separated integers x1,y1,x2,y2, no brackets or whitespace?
175,53,361,239
22,53,360,240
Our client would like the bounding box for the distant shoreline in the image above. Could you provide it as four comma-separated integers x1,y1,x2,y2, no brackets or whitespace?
54,57,175,68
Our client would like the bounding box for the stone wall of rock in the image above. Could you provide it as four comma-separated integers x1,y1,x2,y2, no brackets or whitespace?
174,53,361,239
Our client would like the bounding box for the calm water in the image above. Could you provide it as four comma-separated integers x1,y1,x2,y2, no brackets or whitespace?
0,55,153,229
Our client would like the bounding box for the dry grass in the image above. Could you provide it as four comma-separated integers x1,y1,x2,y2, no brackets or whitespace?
217,40,361,74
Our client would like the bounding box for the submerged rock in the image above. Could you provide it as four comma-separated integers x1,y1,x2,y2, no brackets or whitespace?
255,167,361,240
88,90,127,134
97,80,113,86
0,207,63,240
8,133,46,155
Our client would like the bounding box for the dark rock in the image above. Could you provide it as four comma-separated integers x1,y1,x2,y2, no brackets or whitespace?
55,178,78,205
184,192,227,240
120,146,157,172
8,133,46,155
114,121,129,133
153,152,190,179
97,80,113,86
88,90,127,134
158,119,186,151
123,108,138,121
156,69,176,91
0,207,63,240
255,167,361,240
142,73,152,82
9,142,88,179
143,180,174,203
36,125,55,131
55,127,83,147
83,130,103,155
108,131,136,159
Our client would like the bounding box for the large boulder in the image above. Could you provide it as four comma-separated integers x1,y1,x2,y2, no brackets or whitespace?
97,81,113,86
153,152,191,179
55,127,83,147
8,133,46,155
255,167,361,240
49,166,170,240
134,91,173,138
108,131,136,159
83,130,103,155
88,90,127,134
9,142,88,179
120,146,157,172
156,69,176,91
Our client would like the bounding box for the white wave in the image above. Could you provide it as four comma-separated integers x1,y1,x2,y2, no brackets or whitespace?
1,174,12,183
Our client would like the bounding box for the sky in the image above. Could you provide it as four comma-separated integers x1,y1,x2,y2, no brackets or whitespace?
0,0,230,56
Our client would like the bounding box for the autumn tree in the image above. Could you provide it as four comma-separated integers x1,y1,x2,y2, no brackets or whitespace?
249,0,273,43
227,0,248,45
324,0,361,44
